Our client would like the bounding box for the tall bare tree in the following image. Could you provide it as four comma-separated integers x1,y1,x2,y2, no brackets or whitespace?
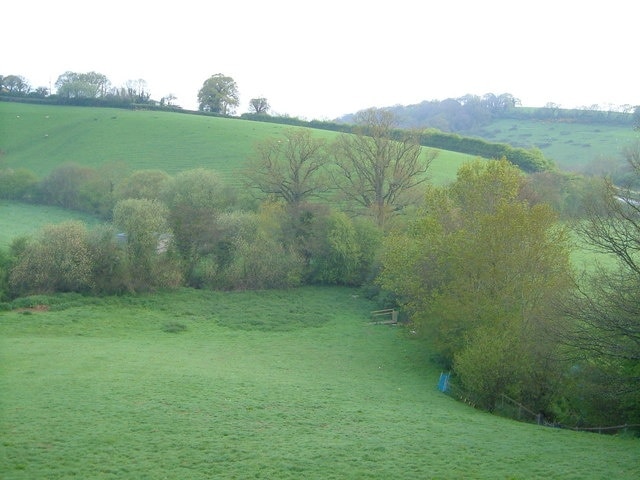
560,142,640,422
331,108,438,228
244,128,329,208
567,142,640,360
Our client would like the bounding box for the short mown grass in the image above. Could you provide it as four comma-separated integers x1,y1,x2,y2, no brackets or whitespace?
1,287,638,479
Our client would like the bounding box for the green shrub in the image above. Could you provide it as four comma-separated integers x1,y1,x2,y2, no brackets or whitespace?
9,221,93,295
0,168,39,200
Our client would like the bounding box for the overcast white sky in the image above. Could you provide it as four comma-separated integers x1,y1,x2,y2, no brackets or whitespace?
3,0,637,119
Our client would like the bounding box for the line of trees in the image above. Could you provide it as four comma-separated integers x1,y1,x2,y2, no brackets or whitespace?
1,167,379,295
343,93,639,132
0,72,177,109
1,72,267,115
419,129,552,172
5,71,638,134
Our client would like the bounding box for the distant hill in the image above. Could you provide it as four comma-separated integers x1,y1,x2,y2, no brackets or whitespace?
460,117,638,172
338,98,638,172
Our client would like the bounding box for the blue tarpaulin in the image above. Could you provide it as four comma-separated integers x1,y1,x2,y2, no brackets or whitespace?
438,372,450,392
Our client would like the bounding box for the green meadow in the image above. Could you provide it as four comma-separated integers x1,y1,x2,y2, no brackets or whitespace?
1,103,287,182
472,118,638,171
1,287,638,479
0,201,99,248
0,102,472,185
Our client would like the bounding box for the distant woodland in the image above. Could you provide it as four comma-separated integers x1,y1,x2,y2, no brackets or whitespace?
339,93,638,132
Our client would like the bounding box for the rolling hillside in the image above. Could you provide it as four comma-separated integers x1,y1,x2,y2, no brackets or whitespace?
1,103,290,182
0,102,474,186
350,100,637,172
0,102,476,247
1,106,639,479
465,118,638,171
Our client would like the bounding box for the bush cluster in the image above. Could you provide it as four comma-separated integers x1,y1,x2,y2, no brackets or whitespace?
0,166,381,298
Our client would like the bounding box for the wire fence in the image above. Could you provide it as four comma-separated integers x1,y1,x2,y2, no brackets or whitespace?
437,372,640,435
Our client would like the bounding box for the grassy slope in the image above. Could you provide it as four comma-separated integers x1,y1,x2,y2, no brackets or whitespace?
467,118,638,171
0,102,472,246
1,287,638,479
1,103,288,183
0,102,473,184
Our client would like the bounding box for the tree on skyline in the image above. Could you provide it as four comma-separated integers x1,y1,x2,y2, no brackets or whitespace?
249,97,270,114
197,74,239,115
55,71,111,99
0,74,31,96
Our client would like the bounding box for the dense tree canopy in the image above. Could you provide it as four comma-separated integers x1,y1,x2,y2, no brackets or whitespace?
249,97,270,114
0,74,31,96
0,71,162,106
0,167,38,201
114,169,171,202
10,221,93,295
161,168,233,261
55,71,111,99
197,74,239,115
380,159,573,411
113,198,182,291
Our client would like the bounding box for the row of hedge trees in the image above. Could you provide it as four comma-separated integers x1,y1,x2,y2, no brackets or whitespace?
0,165,382,298
419,129,554,172
241,113,554,173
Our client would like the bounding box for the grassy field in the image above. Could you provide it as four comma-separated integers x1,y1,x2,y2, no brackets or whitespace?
0,201,99,248
0,102,472,248
1,287,639,479
0,102,474,186
0,103,288,183
468,119,638,171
